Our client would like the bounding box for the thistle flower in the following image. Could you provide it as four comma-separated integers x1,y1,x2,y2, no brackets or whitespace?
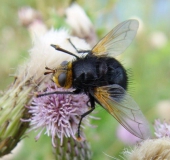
18,6,47,38
121,120,170,159
18,6,42,27
154,119,170,138
65,2,97,47
123,137,170,159
0,28,90,156
23,82,90,147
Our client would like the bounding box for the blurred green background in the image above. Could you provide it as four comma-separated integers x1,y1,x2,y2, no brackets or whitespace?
1,0,170,159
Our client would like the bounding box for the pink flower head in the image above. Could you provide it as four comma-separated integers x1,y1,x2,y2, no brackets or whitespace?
23,82,90,147
154,119,170,138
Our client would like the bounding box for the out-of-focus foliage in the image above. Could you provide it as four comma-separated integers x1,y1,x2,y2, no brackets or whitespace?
0,0,170,159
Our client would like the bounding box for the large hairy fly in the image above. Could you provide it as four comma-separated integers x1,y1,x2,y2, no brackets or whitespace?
38,19,150,140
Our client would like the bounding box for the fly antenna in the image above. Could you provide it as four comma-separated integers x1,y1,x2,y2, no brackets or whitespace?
51,44,80,59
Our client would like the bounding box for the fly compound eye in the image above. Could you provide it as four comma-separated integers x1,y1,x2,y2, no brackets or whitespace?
61,61,68,66
58,72,67,87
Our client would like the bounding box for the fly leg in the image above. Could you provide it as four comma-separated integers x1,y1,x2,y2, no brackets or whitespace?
77,94,95,139
36,88,81,97
67,38,91,54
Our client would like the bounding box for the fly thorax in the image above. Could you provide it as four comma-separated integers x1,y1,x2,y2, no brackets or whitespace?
52,61,73,89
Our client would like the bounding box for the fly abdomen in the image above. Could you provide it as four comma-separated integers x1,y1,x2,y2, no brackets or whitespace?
106,58,128,90
72,55,128,90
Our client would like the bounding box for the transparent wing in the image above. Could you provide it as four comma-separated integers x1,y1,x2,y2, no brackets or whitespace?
92,19,139,57
94,84,151,139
